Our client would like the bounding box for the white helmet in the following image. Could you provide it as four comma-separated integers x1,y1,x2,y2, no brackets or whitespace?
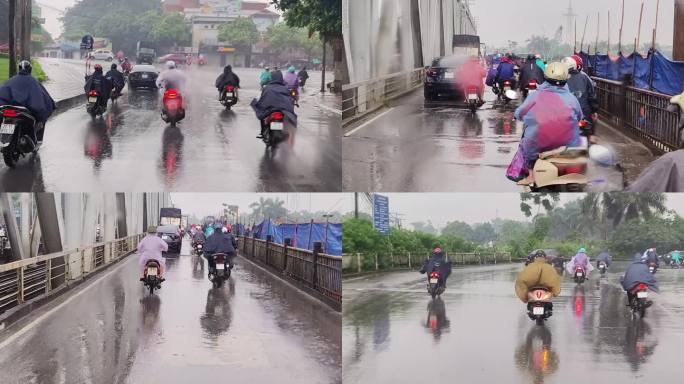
166,60,176,69
544,62,570,86
561,57,577,72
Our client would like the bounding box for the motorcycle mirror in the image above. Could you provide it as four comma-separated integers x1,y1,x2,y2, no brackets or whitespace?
589,145,618,167
505,90,519,100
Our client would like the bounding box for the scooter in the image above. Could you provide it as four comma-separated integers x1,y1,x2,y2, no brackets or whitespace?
142,260,163,295
598,261,607,277
465,86,483,113
289,88,300,107
208,252,232,288
527,286,553,325
219,85,238,110
86,90,107,117
426,263,446,299
260,111,287,148
573,266,586,284
0,105,40,167
628,283,651,319
522,80,538,99
161,89,185,126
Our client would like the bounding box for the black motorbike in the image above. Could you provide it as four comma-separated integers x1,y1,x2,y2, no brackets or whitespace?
208,252,233,288
426,262,446,299
598,261,607,277
261,110,287,147
193,241,204,256
628,283,650,319
289,87,300,107
86,90,107,117
527,286,553,325
142,260,163,295
110,86,122,103
0,105,40,167
219,85,238,110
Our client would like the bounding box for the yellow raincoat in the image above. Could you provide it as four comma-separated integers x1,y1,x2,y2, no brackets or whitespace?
515,258,562,302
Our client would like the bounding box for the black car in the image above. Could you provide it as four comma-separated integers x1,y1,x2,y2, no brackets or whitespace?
128,64,158,90
157,225,181,254
424,55,470,102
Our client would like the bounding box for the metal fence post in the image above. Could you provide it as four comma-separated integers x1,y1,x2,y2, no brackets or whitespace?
356,253,361,273
374,253,379,271
46,258,52,292
17,268,24,304
251,235,256,258
408,252,412,269
283,238,291,272
265,235,272,265
312,242,322,289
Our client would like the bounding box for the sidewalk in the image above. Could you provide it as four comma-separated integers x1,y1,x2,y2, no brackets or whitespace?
596,118,658,184
311,89,341,115
36,57,86,103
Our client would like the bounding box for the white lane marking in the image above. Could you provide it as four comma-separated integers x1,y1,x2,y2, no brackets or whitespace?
344,107,394,137
0,255,137,349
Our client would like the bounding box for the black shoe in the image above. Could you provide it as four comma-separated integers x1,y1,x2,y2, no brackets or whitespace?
256,134,264,139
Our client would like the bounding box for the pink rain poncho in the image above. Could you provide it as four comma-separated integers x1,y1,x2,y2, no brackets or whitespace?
138,234,168,276
566,252,593,276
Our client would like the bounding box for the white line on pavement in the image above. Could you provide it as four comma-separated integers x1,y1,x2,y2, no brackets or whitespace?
0,255,136,350
344,107,394,137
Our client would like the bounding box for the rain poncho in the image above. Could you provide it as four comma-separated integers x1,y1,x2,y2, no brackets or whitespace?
535,59,546,72
192,231,206,243
137,234,168,274
105,69,125,90
250,72,297,125
495,58,515,82
419,252,452,283
205,232,237,255
514,82,583,167
641,249,659,267
205,226,214,237
566,252,592,275
596,251,612,267
621,262,659,292
672,251,682,264
518,61,545,90
627,150,684,192
284,71,299,89
515,258,561,302
0,72,56,122
215,66,241,90
566,69,599,118
85,72,112,101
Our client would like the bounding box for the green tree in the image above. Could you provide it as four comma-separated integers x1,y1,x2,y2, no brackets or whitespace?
270,0,341,39
410,221,438,235
441,220,474,240
218,17,259,66
520,193,560,218
471,223,496,245
248,197,287,221
581,193,667,229
149,12,191,48
265,22,323,59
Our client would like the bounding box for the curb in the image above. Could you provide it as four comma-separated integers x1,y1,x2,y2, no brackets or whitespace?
52,94,85,118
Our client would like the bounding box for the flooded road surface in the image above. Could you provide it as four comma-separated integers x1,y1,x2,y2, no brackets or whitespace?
0,239,341,384
343,263,684,384
343,89,627,192
0,67,341,192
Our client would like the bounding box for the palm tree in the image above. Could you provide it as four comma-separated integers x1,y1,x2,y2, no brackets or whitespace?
520,192,560,219
581,193,666,229
248,197,287,221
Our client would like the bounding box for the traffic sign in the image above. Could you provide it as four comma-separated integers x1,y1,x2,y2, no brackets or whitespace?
373,194,390,235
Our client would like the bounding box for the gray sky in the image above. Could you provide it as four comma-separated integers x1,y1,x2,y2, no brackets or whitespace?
170,193,352,219
370,193,684,230
471,0,675,49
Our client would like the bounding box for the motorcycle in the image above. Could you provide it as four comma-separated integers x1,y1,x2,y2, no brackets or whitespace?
110,86,122,103
161,89,185,126
465,85,481,113
522,80,538,99
426,263,445,299
628,283,650,318
500,80,515,105
648,261,657,274
209,252,232,288
86,90,107,117
598,261,607,277
298,76,307,89
573,266,586,284
527,286,553,325
517,145,589,192
0,105,40,167
142,260,163,295
193,241,204,256
261,110,287,147
220,85,238,110
289,88,300,107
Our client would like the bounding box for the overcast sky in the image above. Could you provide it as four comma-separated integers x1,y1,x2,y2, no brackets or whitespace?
170,193,352,218
368,193,684,230
470,0,675,48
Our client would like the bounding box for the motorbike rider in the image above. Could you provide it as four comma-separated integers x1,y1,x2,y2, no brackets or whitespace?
298,66,309,87
419,246,452,287
120,57,132,75
0,60,56,146
105,63,125,96
204,222,238,277
215,65,241,100
138,225,168,282
259,67,272,88
495,55,517,92
457,55,487,101
250,70,298,139
567,247,591,276
84,64,112,108
621,253,659,307
642,247,660,269
515,250,561,309
518,54,545,96
510,62,583,174
156,61,186,94
562,55,599,144
671,250,682,266
596,249,613,269
192,228,206,247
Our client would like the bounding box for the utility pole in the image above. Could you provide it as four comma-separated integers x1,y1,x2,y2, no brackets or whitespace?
320,36,327,93
675,0,684,60
8,0,17,76
19,0,32,61
354,192,358,219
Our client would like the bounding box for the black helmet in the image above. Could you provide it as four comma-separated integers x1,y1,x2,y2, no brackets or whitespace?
111,63,117,70
18,60,32,74
534,250,547,259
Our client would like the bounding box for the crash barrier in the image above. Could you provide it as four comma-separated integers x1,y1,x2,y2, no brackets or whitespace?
249,219,342,256
342,68,425,124
343,251,513,273
578,50,684,96
593,77,680,152
0,234,144,316
238,235,341,308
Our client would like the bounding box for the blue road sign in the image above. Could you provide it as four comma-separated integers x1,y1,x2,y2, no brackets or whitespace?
373,194,390,235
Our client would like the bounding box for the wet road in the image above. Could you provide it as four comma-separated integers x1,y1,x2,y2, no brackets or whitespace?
343,263,684,384
0,239,341,384
343,89,624,192
0,67,341,191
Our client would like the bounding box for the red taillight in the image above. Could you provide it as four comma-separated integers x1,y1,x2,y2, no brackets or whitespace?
504,81,511,86
427,69,438,77
271,111,283,121
559,164,587,176
466,86,478,93
2,109,18,118
429,272,440,278
528,82,537,90
638,283,647,291
226,85,234,92
215,255,225,263
88,91,98,97
164,90,179,100
579,120,587,129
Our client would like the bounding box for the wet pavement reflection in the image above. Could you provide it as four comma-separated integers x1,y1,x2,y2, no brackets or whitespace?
343,263,684,383
0,239,341,384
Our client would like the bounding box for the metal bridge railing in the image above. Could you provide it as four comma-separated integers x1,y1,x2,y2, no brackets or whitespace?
0,234,144,316
343,251,513,273
238,236,341,307
342,68,425,124
594,77,680,152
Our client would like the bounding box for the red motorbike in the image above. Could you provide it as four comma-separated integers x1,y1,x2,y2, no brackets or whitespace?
161,89,185,126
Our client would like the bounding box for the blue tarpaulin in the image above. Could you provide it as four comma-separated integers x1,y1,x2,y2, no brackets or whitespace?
250,219,342,256
579,50,684,96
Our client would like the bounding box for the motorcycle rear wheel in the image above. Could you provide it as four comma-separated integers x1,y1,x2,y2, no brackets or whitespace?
148,284,155,295
535,317,544,326
2,150,18,167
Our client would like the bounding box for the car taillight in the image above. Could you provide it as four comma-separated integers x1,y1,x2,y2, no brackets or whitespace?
638,283,647,291
528,82,537,90
271,111,283,121
226,85,234,92
88,91,98,97
2,109,18,118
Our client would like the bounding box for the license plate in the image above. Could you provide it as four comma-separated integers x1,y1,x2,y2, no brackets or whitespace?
147,267,157,276
533,307,545,315
0,123,15,135
444,72,454,79
162,235,169,240
576,273,583,277
88,97,97,103
227,92,234,97
141,74,148,79
637,291,648,298
271,122,284,131
197,244,202,249
216,264,225,270
468,94,477,101
429,278,438,284
504,86,511,92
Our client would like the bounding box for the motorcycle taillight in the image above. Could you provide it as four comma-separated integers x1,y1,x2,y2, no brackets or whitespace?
164,90,179,100
226,86,234,92
88,91,98,97
215,255,225,263
271,111,284,121
2,109,17,118
638,283,647,291
429,272,440,278
504,81,511,86
579,120,587,129
466,86,478,93
528,82,537,90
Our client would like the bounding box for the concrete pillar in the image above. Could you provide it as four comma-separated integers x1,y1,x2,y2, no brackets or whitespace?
675,0,684,61
103,193,116,242
35,193,63,254
63,193,84,250
0,194,25,260
116,193,127,238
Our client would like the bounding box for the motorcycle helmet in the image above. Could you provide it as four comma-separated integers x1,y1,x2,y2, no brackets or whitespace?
94,64,103,72
543,62,569,86
18,60,32,74
578,247,586,253
288,66,296,73
147,225,157,234
561,56,577,72
571,54,584,71
166,60,176,70
111,63,117,70
225,224,233,233
221,226,228,233
432,247,442,254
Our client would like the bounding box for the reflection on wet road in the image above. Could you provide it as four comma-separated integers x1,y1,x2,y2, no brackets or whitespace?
343,89,623,192
0,240,341,384
343,263,684,383
0,68,341,191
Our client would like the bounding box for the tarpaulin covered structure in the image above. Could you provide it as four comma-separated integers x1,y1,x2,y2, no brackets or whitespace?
578,50,684,96
250,219,342,256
